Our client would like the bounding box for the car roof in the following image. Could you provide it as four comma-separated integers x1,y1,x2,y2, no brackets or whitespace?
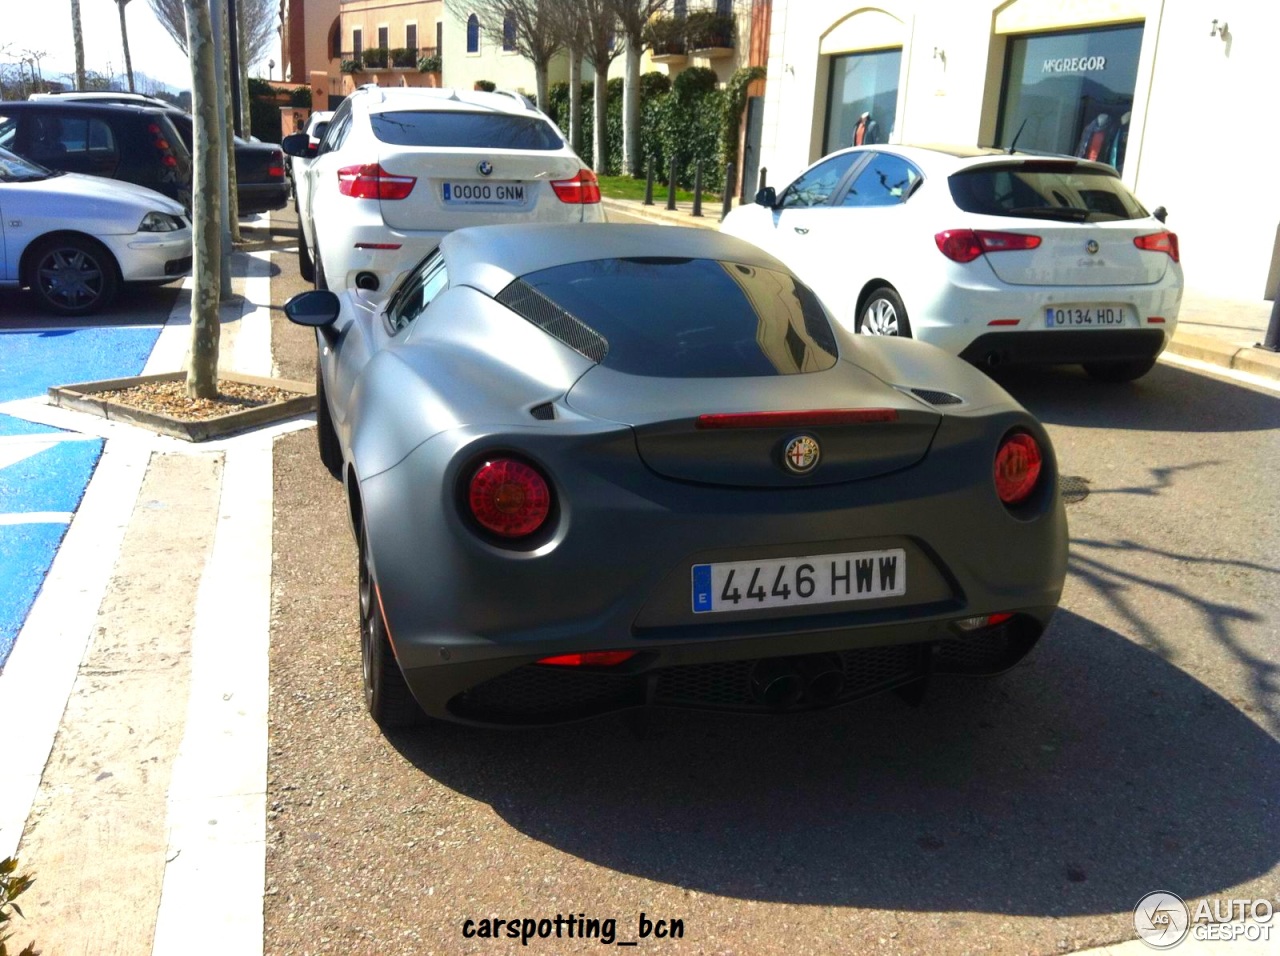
352,85,543,117
29,91,173,108
441,223,794,297
0,99,175,116
828,143,1115,176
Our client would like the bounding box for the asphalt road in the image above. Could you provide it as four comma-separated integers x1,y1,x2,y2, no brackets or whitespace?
264,209,1280,956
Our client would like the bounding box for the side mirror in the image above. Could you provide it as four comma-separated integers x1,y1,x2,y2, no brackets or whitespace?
280,132,312,158
755,186,777,208
284,290,340,327
1152,205,1168,223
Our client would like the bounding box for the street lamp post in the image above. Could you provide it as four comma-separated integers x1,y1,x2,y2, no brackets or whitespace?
268,59,275,80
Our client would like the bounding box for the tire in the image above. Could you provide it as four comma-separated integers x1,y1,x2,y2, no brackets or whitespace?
359,520,424,729
27,235,119,316
315,359,342,479
297,222,315,283
1082,357,1157,382
857,286,912,338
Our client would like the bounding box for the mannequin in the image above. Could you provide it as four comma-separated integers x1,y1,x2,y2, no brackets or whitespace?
1076,113,1111,162
853,111,880,146
1108,111,1131,171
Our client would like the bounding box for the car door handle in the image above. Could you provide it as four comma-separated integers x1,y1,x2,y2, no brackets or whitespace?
793,227,809,235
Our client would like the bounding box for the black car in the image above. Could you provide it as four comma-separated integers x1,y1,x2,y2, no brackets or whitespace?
0,101,191,208
161,112,289,216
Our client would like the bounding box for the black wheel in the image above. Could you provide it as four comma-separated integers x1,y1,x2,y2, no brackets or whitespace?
297,222,315,283
359,520,424,729
1082,357,1157,382
315,359,342,479
27,235,119,316
857,286,912,337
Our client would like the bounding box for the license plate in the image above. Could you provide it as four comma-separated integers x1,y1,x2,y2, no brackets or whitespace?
692,548,906,614
441,181,526,205
1044,305,1129,327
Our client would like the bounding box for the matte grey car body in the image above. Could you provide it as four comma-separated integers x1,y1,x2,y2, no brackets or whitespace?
286,224,1068,730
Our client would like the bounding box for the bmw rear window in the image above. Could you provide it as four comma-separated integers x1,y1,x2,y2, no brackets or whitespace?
370,111,563,150
949,162,1148,222
500,258,839,378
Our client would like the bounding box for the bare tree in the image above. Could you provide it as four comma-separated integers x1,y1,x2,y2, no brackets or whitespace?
114,0,136,92
71,0,87,89
445,0,562,110
610,0,669,176
546,0,590,155
149,0,278,67
183,0,223,399
563,0,618,174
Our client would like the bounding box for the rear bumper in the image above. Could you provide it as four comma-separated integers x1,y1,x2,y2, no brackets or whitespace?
238,182,290,215
958,328,1167,368
406,612,1050,726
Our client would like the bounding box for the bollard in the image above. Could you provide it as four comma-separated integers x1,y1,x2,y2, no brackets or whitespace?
1261,291,1280,352
666,160,678,211
692,161,704,217
758,167,767,193
643,156,655,206
720,162,737,221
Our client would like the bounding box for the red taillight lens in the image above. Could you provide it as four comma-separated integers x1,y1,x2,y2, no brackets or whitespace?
161,155,178,167
1133,231,1179,262
538,651,636,667
994,433,1043,505
551,168,601,204
935,229,1042,263
468,458,552,538
337,163,417,200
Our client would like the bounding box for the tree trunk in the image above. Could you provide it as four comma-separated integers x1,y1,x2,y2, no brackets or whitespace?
184,0,222,399
622,40,640,177
220,0,242,241
71,0,86,90
117,0,135,92
237,0,252,136
568,52,582,156
592,60,608,175
534,58,550,116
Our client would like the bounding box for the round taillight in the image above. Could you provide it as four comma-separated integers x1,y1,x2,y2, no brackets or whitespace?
468,459,551,538
994,433,1042,505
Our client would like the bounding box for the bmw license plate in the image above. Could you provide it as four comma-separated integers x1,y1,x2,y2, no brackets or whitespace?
1044,305,1129,327
442,181,526,206
692,548,906,614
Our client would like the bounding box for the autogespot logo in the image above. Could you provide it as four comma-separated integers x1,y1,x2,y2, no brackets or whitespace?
1134,892,1190,949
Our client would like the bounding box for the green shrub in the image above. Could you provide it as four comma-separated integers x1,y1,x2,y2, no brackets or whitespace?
289,87,312,108
390,47,416,68
0,856,38,956
685,11,735,49
474,79,496,92
340,58,361,74
643,16,685,56
362,47,389,69
418,53,442,73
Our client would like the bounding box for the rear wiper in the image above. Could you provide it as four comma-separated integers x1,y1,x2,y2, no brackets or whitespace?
1006,205,1091,222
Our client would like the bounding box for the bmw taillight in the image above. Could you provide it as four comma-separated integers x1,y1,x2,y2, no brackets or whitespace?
337,163,417,200
994,432,1043,506
935,229,1042,263
1133,231,1179,262
468,458,552,538
551,168,601,204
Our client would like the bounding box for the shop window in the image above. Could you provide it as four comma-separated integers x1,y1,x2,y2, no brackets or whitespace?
466,14,480,53
996,24,1143,173
823,48,902,156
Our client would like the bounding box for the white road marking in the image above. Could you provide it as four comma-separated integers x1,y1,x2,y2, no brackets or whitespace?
0,512,74,526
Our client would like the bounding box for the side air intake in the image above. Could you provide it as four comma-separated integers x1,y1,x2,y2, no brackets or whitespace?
496,281,609,363
910,388,964,406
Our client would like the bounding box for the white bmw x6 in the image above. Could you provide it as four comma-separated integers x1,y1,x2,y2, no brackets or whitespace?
282,86,603,294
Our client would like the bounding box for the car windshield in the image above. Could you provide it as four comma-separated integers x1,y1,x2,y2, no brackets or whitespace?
370,110,563,150
949,161,1148,222
500,257,840,378
0,146,52,182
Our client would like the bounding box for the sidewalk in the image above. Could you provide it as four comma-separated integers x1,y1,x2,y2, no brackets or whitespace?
601,196,1280,384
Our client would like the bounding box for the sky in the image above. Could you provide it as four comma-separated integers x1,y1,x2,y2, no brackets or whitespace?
4,2,282,92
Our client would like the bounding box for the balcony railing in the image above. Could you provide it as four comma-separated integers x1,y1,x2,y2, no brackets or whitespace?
643,12,735,60
339,47,440,73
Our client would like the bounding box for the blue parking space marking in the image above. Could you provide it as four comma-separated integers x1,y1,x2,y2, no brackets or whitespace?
0,439,104,666
0,326,161,403
0,414,71,437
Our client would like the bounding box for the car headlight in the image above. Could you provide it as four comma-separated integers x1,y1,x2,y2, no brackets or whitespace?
138,211,185,232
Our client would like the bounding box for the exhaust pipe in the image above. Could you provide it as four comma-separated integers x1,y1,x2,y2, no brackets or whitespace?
798,653,845,705
750,658,805,709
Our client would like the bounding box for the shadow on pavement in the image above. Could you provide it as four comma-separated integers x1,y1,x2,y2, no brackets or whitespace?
989,361,1279,433
388,609,1279,915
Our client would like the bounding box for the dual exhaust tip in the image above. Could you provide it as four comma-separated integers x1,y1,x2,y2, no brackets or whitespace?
750,654,845,710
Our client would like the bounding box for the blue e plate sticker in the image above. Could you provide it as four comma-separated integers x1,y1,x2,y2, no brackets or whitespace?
443,183,452,200
692,564,713,613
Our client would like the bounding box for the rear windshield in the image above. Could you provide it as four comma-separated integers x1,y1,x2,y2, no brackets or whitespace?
949,162,1148,222
500,257,840,378
370,111,563,150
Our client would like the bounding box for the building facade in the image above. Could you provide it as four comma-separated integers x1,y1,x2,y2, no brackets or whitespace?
758,0,1280,300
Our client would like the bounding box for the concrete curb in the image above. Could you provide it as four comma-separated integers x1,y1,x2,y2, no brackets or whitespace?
601,197,1280,384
